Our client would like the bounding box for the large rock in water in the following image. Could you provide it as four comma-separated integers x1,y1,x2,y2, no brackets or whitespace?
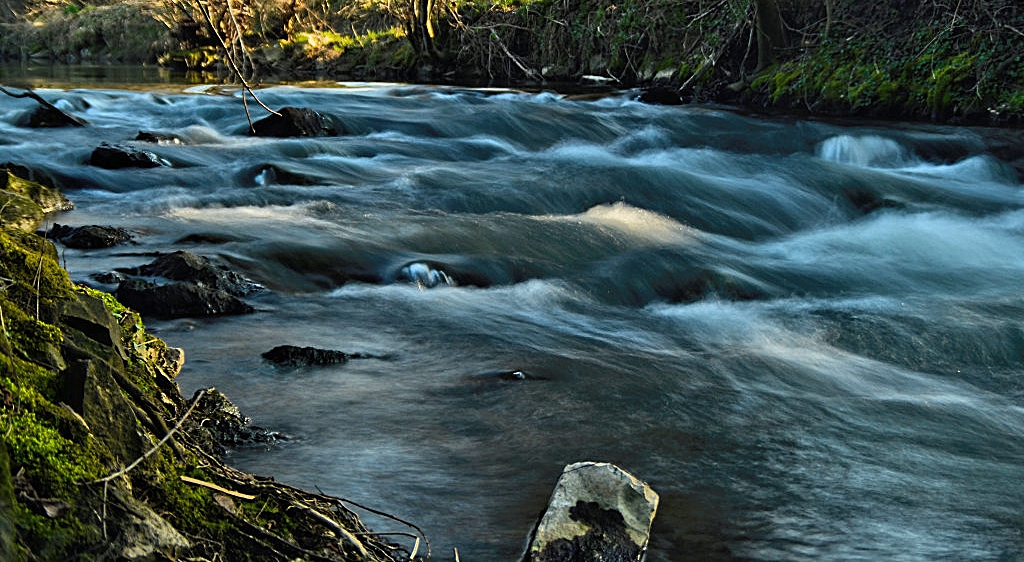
48,223,134,249
262,345,352,367
250,106,347,137
89,142,169,169
114,279,254,319
122,250,261,296
524,462,659,562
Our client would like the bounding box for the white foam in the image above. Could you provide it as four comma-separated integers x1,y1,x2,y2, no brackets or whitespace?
818,135,912,168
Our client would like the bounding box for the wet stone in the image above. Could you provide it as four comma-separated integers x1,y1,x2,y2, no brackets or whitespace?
262,345,355,367
525,462,659,562
249,106,347,138
48,223,134,249
89,143,168,169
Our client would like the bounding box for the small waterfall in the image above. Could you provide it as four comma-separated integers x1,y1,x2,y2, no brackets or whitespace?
400,262,456,288
817,134,912,168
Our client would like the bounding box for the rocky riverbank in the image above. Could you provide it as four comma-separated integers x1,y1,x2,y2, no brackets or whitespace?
2,0,1022,125
0,165,416,560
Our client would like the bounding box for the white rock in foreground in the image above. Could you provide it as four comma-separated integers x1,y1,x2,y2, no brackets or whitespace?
524,461,659,562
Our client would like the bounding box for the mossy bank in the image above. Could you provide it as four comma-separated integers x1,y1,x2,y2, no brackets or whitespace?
0,167,413,560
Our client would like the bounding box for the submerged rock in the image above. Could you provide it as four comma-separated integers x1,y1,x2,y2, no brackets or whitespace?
48,223,134,249
250,106,347,137
524,462,659,562
262,345,356,367
399,261,455,288
483,370,548,382
121,250,262,297
114,279,254,319
89,142,169,169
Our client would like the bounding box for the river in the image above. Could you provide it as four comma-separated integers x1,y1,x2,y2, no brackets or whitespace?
1,72,1023,560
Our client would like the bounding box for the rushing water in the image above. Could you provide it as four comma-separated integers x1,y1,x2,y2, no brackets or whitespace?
2,81,1023,561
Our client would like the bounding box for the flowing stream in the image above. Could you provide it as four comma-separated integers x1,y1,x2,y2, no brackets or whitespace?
2,78,1023,561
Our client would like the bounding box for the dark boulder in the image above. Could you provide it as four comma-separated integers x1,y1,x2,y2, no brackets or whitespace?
120,251,261,296
114,279,254,319
261,345,357,367
637,87,683,106
89,143,168,169
48,223,134,249
250,106,347,138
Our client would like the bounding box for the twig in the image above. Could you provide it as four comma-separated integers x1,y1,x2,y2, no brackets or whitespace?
678,20,744,93
89,389,207,484
196,0,279,131
1005,24,1024,39
292,501,370,559
690,0,728,24
33,237,44,320
488,30,540,80
337,495,431,558
180,475,257,499
355,533,421,559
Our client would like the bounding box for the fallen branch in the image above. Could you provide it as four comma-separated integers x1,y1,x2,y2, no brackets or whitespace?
0,86,85,127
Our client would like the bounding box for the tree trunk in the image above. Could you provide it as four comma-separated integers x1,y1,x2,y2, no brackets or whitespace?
408,0,439,61
754,0,787,70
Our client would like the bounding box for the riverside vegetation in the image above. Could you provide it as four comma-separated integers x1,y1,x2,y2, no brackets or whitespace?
0,166,422,559
0,0,1022,123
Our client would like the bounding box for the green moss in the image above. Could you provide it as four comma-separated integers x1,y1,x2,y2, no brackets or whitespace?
0,230,74,319
12,501,95,561
0,409,102,499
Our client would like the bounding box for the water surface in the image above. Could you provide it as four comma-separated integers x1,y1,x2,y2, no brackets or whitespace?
1,82,1022,561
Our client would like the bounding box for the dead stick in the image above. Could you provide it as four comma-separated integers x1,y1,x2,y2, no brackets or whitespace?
197,0,278,130
180,475,257,499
